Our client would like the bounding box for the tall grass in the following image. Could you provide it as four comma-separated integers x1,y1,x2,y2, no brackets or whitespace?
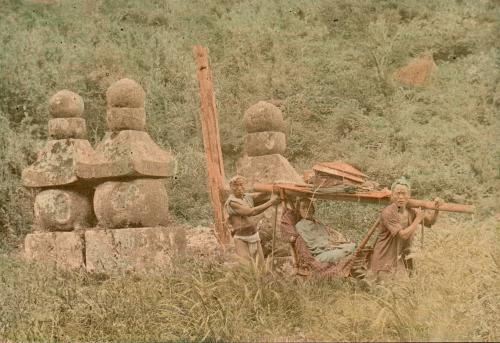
0,218,498,341
0,113,39,250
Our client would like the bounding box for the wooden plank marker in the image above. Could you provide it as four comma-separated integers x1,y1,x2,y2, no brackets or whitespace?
193,45,230,246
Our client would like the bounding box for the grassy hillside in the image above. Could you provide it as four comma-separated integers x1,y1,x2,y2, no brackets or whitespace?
1,0,498,247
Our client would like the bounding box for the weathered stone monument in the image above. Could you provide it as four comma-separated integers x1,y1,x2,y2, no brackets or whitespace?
236,101,303,256
21,80,203,273
22,90,100,269
84,78,178,273
85,78,175,228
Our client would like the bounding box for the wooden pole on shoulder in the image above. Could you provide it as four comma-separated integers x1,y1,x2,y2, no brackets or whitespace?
193,45,230,246
252,183,475,213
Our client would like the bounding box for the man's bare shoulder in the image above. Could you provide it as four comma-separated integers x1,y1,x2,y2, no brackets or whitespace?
226,194,252,208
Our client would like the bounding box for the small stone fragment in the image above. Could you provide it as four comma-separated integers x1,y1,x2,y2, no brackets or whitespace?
49,90,84,118
106,107,146,131
48,118,87,139
245,131,286,156
393,53,437,86
244,101,285,133
106,78,146,108
184,226,220,258
93,178,170,229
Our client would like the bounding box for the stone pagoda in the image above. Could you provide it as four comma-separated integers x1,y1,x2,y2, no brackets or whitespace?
22,90,102,269
236,101,303,256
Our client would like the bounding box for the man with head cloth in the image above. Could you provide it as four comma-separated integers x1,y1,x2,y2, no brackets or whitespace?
224,175,280,267
370,177,442,277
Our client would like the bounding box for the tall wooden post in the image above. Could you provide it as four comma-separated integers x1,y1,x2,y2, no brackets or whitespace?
193,45,230,246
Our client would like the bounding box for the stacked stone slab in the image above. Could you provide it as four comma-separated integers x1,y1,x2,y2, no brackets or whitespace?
22,90,103,269
236,101,303,257
80,78,179,273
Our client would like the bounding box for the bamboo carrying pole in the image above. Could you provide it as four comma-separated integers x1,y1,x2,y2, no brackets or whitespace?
193,45,230,246
270,202,279,268
252,183,475,214
340,217,381,277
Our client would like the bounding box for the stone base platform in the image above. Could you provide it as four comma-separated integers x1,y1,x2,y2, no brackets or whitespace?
24,231,85,269
23,225,200,273
85,227,184,273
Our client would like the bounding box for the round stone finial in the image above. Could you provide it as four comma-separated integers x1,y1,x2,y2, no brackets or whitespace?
106,78,146,108
49,90,84,118
243,101,285,133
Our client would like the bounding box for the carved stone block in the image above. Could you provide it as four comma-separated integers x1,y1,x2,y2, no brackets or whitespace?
24,231,85,269
93,178,169,229
85,226,185,273
48,118,87,139
245,131,286,156
106,78,145,108
237,154,303,185
34,189,93,231
49,90,84,118
22,139,108,187
106,107,146,131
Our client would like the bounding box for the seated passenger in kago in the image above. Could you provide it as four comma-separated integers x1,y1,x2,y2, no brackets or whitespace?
293,198,356,263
